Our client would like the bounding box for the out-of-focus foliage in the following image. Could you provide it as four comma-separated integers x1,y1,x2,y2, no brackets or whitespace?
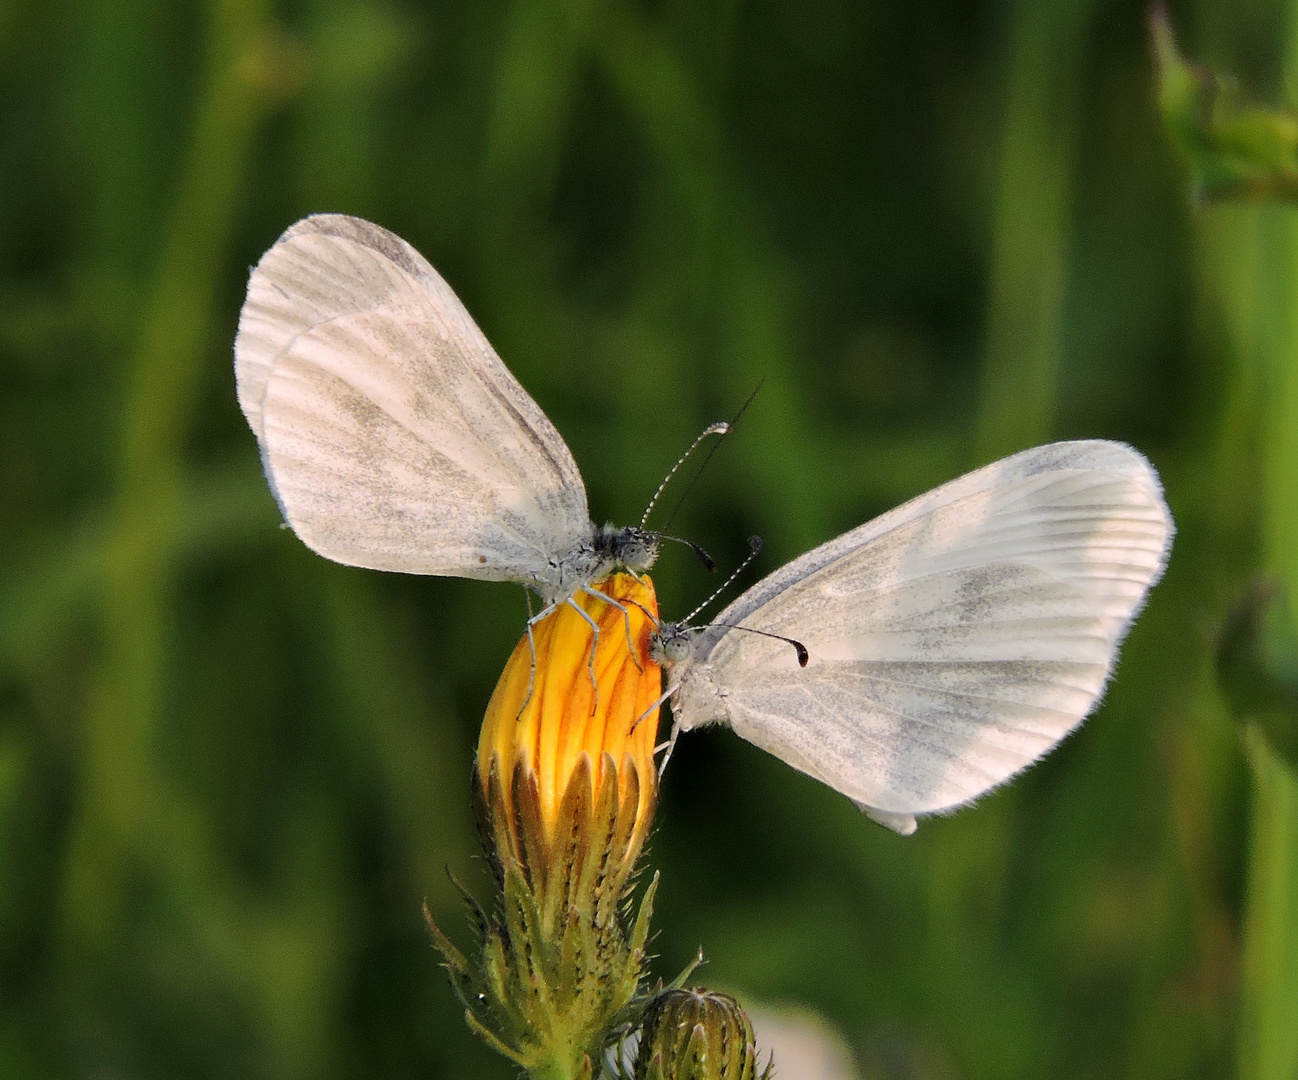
2,0,1297,1078
1153,5,1298,202
1216,580,1298,765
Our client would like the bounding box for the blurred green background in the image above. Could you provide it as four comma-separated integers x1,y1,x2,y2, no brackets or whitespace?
4,0,1298,1076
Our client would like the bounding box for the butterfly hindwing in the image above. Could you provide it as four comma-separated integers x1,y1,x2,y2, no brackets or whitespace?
673,441,1173,821
235,214,592,584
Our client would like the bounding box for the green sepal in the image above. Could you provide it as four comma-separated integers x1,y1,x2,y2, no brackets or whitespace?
425,902,530,1063
481,918,531,1034
665,948,703,992
513,762,550,894
434,753,659,1078
422,902,484,1015
681,1023,710,1075
446,868,490,940
422,901,474,983
464,1008,530,1067
629,872,658,958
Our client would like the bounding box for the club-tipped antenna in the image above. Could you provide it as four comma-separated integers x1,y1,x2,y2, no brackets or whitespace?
705,624,809,667
662,379,765,532
641,422,731,528
685,535,763,623
659,534,716,572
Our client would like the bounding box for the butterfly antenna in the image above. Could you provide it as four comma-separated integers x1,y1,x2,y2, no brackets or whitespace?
704,624,809,667
658,534,716,572
686,535,763,622
661,379,765,532
641,422,731,528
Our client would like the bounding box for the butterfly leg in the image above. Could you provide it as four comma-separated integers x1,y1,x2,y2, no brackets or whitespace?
619,595,660,625
632,683,675,735
579,586,644,671
564,597,603,713
654,708,684,778
518,598,557,719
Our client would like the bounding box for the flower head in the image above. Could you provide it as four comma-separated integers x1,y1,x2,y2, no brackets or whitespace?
431,574,666,1079
478,572,661,849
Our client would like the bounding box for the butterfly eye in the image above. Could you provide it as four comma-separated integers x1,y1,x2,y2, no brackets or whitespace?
664,635,692,663
649,625,692,665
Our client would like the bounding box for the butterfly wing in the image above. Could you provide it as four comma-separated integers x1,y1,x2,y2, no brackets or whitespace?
673,441,1173,831
235,214,592,586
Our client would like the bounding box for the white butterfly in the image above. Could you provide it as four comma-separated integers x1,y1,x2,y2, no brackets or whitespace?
235,213,685,630
650,441,1174,835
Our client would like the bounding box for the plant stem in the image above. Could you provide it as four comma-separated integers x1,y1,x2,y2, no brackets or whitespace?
1232,6,1298,1072
1239,728,1298,1080
1197,185,1298,1080
975,0,1095,461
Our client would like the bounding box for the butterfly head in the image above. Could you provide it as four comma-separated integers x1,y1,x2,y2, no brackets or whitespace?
649,621,697,666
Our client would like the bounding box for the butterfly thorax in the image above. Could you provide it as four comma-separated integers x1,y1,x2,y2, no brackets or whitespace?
593,524,660,574
539,525,661,605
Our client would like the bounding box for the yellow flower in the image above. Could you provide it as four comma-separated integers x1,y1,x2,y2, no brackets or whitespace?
432,573,664,1078
477,572,661,850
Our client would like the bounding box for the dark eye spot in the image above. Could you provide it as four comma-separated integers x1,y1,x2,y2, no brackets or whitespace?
477,555,488,564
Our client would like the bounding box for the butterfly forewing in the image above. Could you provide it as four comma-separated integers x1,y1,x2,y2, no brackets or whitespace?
674,441,1173,823
235,214,593,585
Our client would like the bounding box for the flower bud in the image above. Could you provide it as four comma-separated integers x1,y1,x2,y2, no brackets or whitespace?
477,573,660,854
634,989,774,1080
429,574,665,1079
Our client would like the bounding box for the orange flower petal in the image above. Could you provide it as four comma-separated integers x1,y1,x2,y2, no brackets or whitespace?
478,574,662,845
